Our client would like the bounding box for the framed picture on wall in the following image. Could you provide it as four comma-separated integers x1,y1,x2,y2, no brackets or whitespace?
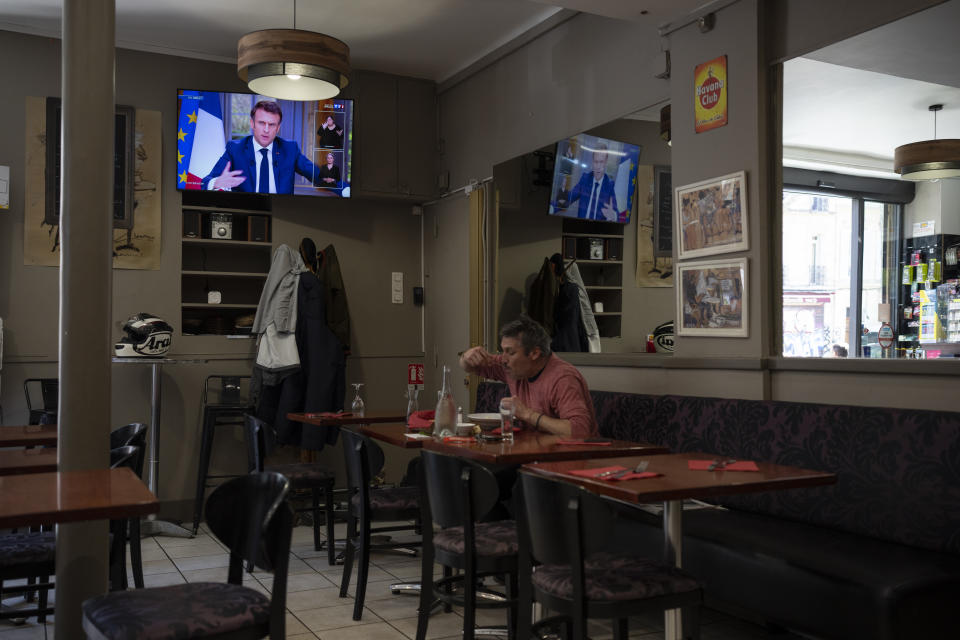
674,170,747,260
676,257,748,337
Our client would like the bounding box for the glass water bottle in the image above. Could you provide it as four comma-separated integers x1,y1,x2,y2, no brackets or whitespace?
405,387,420,424
433,366,456,438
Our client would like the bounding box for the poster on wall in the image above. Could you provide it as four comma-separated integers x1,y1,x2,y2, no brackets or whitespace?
23,96,162,269
634,164,673,287
694,55,728,133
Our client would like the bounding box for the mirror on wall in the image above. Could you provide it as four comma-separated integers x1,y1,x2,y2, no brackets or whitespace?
492,110,673,354
779,0,960,359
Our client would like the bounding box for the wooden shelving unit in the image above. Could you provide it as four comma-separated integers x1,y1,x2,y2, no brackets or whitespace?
560,219,625,338
180,204,272,336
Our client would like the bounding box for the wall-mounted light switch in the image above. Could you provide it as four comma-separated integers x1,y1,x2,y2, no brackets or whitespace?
391,272,403,304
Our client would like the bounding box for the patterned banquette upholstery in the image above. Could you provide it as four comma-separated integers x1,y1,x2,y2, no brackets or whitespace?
476,381,960,640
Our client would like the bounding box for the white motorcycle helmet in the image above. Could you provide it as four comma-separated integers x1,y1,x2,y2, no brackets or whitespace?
114,313,173,357
653,321,675,353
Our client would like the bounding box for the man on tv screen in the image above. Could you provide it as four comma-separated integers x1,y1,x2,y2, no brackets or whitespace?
556,144,618,221
202,100,324,194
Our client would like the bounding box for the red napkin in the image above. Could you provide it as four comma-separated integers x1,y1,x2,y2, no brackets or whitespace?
688,460,760,472
556,439,612,446
569,465,622,477
407,410,435,430
491,426,520,435
304,411,353,419
442,436,475,444
567,466,662,481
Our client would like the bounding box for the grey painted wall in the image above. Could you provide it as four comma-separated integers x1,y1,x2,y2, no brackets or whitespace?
439,12,670,190
0,31,424,516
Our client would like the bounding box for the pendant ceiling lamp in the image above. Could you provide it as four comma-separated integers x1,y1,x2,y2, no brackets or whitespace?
237,1,349,101
894,104,960,181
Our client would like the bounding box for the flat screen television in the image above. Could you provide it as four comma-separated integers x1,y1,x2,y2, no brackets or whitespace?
548,133,641,224
176,89,353,197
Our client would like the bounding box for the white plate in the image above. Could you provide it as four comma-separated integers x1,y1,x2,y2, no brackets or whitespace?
467,413,502,427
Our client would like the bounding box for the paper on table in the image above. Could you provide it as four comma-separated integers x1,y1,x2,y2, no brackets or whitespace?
304,411,353,419
688,460,760,472
404,433,432,440
442,436,475,444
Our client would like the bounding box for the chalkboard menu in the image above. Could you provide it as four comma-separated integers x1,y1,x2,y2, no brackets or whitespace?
44,98,135,230
653,166,672,258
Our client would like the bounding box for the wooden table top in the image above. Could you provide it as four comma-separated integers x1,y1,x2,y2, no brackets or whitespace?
521,451,837,504
359,423,429,449
0,424,58,447
0,467,159,528
0,447,59,475
288,411,407,427
422,432,669,466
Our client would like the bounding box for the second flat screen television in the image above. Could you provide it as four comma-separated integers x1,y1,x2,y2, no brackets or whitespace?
549,133,640,224
177,89,353,197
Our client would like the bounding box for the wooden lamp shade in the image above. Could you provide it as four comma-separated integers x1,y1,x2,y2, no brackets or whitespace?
894,139,960,181
238,29,350,101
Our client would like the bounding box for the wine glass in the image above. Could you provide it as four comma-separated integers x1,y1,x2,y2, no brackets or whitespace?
350,383,365,417
498,397,515,442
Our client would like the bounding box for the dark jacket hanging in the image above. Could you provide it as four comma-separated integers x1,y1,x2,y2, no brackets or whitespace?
318,244,351,353
296,270,346,450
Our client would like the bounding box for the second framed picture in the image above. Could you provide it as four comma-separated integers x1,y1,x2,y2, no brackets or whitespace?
675,170,747,259
676,258,748,337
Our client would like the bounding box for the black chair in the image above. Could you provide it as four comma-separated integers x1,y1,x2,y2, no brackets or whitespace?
23,377,58,425
416,449,519,640
244,413,338,565
338,429,420,620
517,471,703,640
109,423,149,589
192,375,254,535
82,471,293,639
0,446,142,625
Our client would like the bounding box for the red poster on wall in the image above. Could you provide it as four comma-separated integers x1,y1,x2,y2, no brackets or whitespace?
694,55,728,133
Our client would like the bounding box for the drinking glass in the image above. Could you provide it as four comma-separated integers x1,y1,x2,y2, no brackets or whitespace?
350,383,365,417
498,397,515,442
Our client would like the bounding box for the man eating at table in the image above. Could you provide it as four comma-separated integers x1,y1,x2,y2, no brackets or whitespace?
459,316,598,438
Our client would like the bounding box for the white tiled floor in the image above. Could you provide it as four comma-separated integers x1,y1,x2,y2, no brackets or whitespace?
1,522,810,639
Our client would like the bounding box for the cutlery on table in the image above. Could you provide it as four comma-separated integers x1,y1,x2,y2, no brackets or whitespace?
600,461,649,479
707,458,737,471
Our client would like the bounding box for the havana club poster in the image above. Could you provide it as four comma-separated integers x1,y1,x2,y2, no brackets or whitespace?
694,55,727,133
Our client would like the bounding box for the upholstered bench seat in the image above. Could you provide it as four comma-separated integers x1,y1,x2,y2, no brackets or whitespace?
475,381,960,640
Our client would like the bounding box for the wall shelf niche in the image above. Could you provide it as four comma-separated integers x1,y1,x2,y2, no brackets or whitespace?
180,196,272,336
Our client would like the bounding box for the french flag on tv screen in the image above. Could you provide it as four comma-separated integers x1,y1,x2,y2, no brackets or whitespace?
177,91,225,190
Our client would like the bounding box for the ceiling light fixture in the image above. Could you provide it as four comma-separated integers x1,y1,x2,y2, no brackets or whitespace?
894,104,960,181
237,0,350,101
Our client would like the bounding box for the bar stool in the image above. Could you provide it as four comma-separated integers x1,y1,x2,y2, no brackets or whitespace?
191,375,254,535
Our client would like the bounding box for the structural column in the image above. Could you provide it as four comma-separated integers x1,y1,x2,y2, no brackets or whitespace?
55,0,115,636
